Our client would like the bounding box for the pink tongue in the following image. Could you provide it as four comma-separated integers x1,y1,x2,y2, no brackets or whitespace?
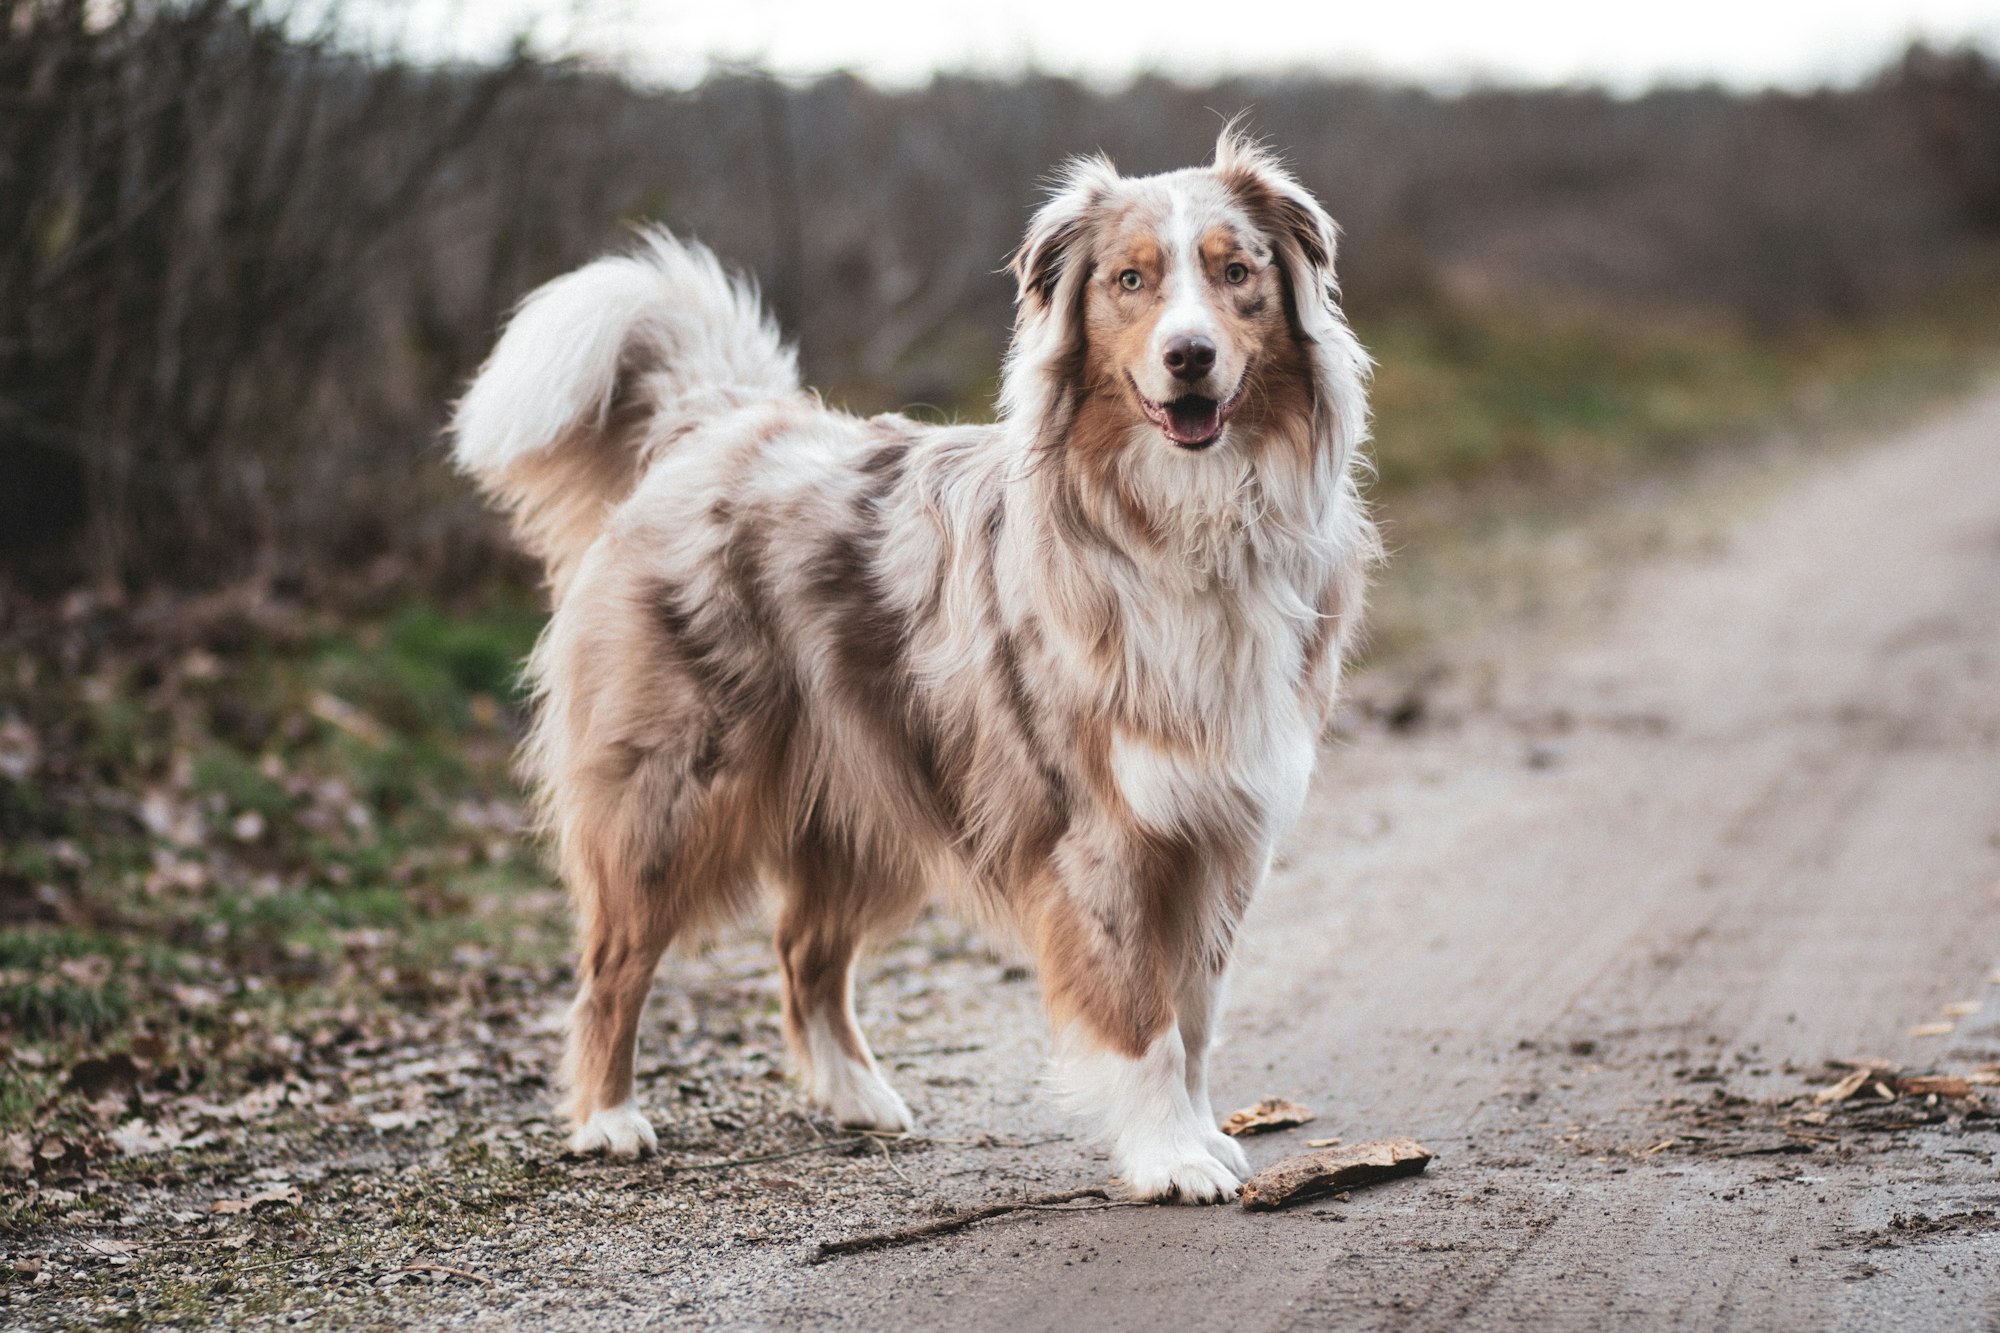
1166,397,1220,443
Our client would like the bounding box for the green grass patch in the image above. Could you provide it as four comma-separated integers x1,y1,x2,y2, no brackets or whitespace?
1363,298,1998,499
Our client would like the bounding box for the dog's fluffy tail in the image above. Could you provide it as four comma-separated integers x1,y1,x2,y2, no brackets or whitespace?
450,229,798,591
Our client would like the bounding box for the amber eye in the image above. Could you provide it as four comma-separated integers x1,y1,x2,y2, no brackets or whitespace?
1224,262,1250,285
1117,269,1143,291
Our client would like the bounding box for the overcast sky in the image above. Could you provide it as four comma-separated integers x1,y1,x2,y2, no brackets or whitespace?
371,0,2000,91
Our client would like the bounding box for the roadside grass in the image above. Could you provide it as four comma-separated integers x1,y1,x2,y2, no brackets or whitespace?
1357,294,2000,664
0,592,567,1156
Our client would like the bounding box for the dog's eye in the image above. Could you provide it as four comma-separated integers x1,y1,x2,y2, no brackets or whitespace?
1224,262,1250,285
1117,269,1143,291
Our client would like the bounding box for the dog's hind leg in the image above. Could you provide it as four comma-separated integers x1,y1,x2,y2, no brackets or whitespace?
772,831,919,1132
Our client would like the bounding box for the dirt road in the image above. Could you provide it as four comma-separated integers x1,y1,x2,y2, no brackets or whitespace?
629,386,2000,1330
26,389,1997,1331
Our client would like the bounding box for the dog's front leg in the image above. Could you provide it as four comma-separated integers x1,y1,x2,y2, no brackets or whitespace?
1036,832,1244,1203
1176,961,1251,1179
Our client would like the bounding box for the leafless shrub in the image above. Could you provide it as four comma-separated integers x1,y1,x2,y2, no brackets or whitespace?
1,5,1994,598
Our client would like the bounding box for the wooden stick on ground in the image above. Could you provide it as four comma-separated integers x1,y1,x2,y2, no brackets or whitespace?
398,1263,495,1287
662,1137,865,1175
1239,1137,1433,1210
812,1187,1113,1261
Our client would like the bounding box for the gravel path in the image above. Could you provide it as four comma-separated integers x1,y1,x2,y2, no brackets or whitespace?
694,386,2000,1329
15,387,2000,1331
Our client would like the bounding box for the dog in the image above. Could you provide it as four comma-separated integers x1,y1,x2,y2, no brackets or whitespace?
450,129,1376,1202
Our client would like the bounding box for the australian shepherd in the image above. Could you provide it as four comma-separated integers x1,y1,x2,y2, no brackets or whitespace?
450,130,1376,1202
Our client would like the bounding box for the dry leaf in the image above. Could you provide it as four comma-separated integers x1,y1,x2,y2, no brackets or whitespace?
366,1109,430,1132
77,1238,142,1265
210,1185,301,1215
1303,1137,1343,1148
1219,1097,1316,1137
309,691,390,746
110,1120,186,1156
1941,1000,1982,1018
1813,1069,1872,1104
1910,1022,1955,1038
1894,1075,1975,1099
68,1053,141,1103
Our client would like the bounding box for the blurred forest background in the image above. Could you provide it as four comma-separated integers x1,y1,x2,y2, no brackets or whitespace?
4,0,2000,1203
6,0,2000,597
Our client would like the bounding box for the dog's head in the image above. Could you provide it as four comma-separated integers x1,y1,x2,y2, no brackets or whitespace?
1004,129,1364,473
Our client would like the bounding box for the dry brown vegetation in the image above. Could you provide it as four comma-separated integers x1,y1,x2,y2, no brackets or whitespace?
3,0,1999,597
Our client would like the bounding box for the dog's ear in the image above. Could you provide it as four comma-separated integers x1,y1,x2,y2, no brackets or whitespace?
1215,126,1371,472
1010,154,1118,313
1214,127,1340,326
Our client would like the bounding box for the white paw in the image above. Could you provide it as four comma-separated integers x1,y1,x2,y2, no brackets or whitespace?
814,1061,915,1133
1205,1128,1252,1179
1116,1135,1244,1204
569,1102,657,1158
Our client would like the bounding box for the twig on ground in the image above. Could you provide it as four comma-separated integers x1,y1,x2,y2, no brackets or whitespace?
867,1132,911,1184
664,1138,865,1174
228,1252,332,1275
812,1187,1114,1261
877,1044,987,1059
399,1263,494,1286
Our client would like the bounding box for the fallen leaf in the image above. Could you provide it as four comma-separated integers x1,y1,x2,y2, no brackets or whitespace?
77,1238,141,1264
1942,1000,1982,1018
1894,1075,1975,1099
366,1109,430,1132
210,1185,301,1215
67,1053,140,1104
1220,1097,1316,1137
110,1120,186,1156
34,1136,83,1169
309,691,390,746
1910,1022,1955,1038
1813,1069,1872,1104
1303,1137,1343,1148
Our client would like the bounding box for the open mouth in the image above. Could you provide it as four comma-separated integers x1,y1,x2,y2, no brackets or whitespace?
1131,378,1246,450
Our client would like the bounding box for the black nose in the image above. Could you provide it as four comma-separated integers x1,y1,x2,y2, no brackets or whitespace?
1162,333,1216,382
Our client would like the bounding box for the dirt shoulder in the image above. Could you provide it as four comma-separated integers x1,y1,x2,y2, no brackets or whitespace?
8,387,2000,1331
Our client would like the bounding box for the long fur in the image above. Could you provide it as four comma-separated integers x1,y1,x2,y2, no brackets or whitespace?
451,130,1378,1200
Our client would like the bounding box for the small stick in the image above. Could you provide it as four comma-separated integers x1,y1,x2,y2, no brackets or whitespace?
399,1263,494,1287
228,1252,331,1275
812,1187,1112,1261
877,1044,987,1059
869,1134,911,1184
664,1138,864,1174
1239,1137,1433,1210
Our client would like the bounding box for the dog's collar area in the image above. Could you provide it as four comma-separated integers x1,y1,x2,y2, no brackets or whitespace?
1130,376,1246,450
